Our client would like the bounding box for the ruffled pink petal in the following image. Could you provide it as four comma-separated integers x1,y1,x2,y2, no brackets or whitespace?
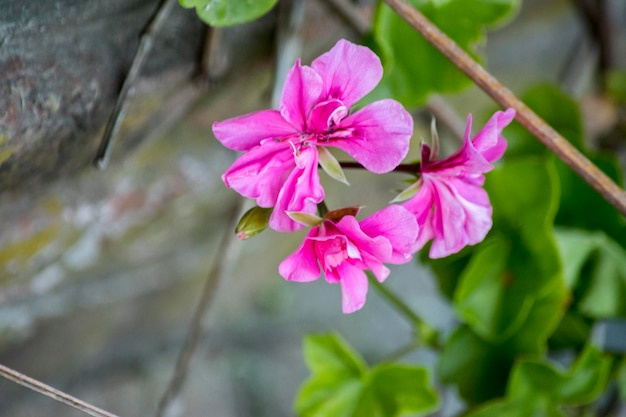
329,99,413,173
279,233,321,282
359,205,418,263
212,110,297,151
422,138,493,178
269,146,324,232
280,59,324,131
337,262,369,314
334,215,393,264
222,139,295,207
427,176,492,258
360,252,390,283
402,180,435,253
470,108,515,162
311,39,383,107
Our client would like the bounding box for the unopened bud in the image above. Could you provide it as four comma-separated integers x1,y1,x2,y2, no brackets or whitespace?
236,206,272,239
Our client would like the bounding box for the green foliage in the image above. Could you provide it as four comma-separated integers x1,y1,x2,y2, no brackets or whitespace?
371,0,520,107
555,228,626,318
501,84,626,244
295,334,439,417
436,156,568,403
607,70,626,103
465,345,612,417
178,0,277,26
440,279,567,403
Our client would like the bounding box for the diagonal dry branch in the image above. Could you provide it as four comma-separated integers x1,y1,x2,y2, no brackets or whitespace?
0,363,120,417
383,0,626,217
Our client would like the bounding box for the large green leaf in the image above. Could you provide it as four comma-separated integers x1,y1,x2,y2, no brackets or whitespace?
372,0,520,107
439,279,566,404
295,334,438,417
465,345,611,417
555,228,626,318
179,0,277,26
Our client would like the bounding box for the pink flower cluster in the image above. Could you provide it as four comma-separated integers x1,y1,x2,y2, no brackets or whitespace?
213,39,515,313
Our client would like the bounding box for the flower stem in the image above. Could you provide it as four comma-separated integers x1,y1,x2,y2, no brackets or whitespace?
367,273,439,349
340,161,420,175
317,200,330,217
382,0,626,217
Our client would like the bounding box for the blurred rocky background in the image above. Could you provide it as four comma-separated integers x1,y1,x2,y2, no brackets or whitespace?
0,0,624,416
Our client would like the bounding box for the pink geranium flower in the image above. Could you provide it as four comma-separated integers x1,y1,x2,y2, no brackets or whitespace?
279,205,419,314
213,39,413,232
402,109,516,258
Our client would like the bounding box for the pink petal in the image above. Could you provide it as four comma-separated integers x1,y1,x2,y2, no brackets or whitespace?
359,205,418,263
270,146,324,232
422,137,493,178
470,108,515,162
334,215,393,263
280,59,324,131
427,176,492,258
279,234,321,282
360,252,391,283
222,139,295,207
311,39,383,107
402,181,436,253
329,99,413,173
212,110,297,151
338,262,369,314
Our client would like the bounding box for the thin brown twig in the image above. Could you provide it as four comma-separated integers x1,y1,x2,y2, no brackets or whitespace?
153,198,245,417
382,0,626,217
94,0,178,169
0,363,120,417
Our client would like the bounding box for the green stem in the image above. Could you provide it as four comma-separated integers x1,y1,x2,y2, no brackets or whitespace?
367,273,440,349
317,200,329,217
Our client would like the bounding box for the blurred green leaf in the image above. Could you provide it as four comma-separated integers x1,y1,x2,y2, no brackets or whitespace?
179,0,277,26
296,334,438,417
548,311,592,351
504,85,583,157
509,345,611,405
607,70,626,103
555,228,626,318
440,279,566,404
466,345,611,416
465,399,564,417
372,0,520,107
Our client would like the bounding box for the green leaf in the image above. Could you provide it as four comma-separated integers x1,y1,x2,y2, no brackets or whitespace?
607,70,626,103
555,228,626,318
296,334,439,417
465,399,564,417
508,345,612,405
439,279,567,404
372,0,520,107
368,364,439,416
179,0,278,27
302,333,366,377
503,84,583,157
466,345,611,417
454,237,531,341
